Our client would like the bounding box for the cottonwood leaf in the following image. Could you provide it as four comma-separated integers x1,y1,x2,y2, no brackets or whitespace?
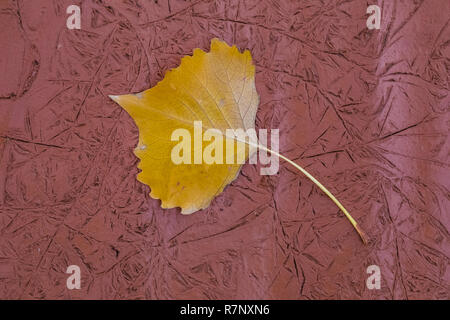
110,38,367,244
110,39,258,214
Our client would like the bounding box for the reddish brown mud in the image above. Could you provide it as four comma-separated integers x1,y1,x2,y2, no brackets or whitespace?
0,0,448,299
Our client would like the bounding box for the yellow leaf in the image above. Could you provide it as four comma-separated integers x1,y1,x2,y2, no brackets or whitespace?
110,38,258,214
110,38,368,244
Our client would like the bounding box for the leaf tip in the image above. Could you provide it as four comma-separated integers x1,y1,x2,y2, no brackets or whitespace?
108,95,119,102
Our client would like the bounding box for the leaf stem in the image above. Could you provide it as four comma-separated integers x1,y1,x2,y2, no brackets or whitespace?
241,138,368,244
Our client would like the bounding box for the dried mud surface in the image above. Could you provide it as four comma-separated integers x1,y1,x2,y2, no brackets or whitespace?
0,0,449,299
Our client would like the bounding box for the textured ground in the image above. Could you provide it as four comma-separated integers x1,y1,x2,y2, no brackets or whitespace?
0,0,449,299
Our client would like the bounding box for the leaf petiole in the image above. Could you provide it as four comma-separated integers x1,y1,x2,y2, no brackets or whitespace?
234,136,368,244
